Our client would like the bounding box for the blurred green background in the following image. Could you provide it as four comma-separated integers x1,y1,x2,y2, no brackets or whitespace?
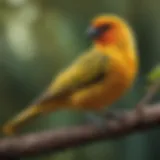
0,0,159,160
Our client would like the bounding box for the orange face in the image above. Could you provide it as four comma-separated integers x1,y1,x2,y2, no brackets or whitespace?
87,15,128,46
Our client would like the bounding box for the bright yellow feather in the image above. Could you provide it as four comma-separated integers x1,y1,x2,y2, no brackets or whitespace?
2,14,138,135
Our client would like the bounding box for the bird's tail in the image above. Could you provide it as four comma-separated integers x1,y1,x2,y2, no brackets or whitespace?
2,105,41,136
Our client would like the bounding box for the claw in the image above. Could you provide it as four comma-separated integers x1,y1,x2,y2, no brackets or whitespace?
85,113,107,129
103,109,126,121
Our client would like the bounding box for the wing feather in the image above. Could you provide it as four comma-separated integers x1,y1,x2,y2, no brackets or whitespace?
31,51,108,105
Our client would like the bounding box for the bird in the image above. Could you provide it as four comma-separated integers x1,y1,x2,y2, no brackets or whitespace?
2,14,138,135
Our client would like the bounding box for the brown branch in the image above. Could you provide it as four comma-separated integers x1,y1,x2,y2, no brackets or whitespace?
0,80,159,158
0,103,159,158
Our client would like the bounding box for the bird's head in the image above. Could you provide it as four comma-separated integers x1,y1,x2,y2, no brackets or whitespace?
87,14,135,49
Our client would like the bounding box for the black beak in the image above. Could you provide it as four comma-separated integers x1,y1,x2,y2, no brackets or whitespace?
86,27,100,39
87,24,110,39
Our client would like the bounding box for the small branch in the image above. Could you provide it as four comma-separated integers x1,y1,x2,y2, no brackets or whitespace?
0,103,160,158
137,80,160,107
135,80,160,123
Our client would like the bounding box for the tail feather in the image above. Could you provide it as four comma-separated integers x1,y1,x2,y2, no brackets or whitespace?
2,105,41,136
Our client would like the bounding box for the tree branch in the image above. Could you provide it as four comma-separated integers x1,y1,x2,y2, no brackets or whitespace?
0,81,159,159
0,103,159,158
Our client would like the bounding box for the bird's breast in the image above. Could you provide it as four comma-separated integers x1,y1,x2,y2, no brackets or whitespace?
70,52,137,111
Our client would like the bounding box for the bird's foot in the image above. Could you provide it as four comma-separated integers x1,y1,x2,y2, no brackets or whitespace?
84,109,131,130
104,107,148,126
84,112,108,129
103,109,125,119
102,109,128,125
136,104,148,124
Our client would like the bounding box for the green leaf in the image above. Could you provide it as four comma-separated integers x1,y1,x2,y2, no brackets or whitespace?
147,64,160,83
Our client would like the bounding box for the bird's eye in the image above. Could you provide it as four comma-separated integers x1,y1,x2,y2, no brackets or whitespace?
98,24,112,33
87,23,112,39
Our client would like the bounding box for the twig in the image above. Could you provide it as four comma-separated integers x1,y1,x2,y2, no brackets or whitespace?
0,103,159,158
137,80,160,107
135,80,160,123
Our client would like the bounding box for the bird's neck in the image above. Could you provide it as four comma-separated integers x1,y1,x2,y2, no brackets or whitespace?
94,41,138,78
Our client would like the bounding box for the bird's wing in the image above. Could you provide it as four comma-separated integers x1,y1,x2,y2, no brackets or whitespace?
32,51,109,105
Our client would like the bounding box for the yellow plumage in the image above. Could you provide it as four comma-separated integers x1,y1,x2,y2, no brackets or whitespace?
2,14,138,135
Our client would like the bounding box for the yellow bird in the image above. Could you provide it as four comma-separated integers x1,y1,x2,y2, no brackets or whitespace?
2,14,138,135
